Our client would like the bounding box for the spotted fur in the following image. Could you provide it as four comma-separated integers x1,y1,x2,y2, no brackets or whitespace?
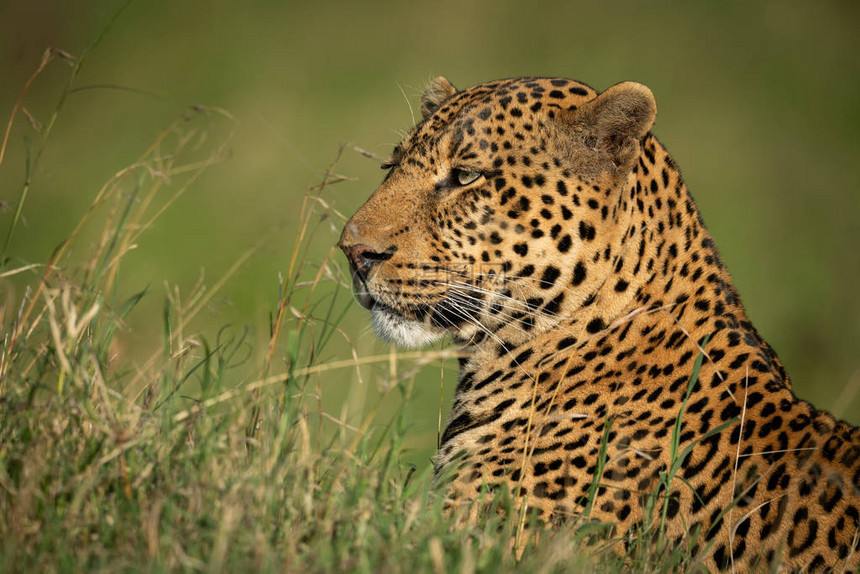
339,76,860,571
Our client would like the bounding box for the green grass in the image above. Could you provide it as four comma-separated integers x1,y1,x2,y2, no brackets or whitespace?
0,48,733,574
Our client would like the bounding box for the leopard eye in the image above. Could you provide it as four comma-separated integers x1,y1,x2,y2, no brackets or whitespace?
454,169,482,186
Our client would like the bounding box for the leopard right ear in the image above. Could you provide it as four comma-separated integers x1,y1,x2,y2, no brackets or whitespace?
554,81,657,178
421,76,457,120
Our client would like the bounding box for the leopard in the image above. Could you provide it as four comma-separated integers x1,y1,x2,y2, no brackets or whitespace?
338,76,860,571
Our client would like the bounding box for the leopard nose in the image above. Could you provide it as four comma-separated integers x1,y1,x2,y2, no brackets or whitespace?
339,242,393,280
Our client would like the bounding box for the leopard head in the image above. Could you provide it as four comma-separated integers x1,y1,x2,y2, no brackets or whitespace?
339,76,656,347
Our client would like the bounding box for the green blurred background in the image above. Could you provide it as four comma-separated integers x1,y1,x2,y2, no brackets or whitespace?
2,0,858,463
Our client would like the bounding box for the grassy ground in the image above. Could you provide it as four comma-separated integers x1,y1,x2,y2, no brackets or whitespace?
1,2,858,423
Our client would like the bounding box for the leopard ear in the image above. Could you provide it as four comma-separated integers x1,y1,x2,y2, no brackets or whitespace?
559,81,657,175
421,76,457,120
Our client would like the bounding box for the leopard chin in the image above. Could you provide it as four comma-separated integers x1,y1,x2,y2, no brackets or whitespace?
370,305,446,348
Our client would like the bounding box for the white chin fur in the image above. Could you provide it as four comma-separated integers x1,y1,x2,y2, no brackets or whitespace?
371,307,445,348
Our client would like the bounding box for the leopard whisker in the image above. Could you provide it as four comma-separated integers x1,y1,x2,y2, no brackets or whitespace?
442,291,532,339
417,293,537,383
439,280,591,345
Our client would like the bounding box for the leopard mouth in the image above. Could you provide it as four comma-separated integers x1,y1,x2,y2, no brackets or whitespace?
351,276,484,328
354,290,375,311
348,268,377,311
347,273,448,347
347,265,424,318
354,289,422,326
345,257,493,346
